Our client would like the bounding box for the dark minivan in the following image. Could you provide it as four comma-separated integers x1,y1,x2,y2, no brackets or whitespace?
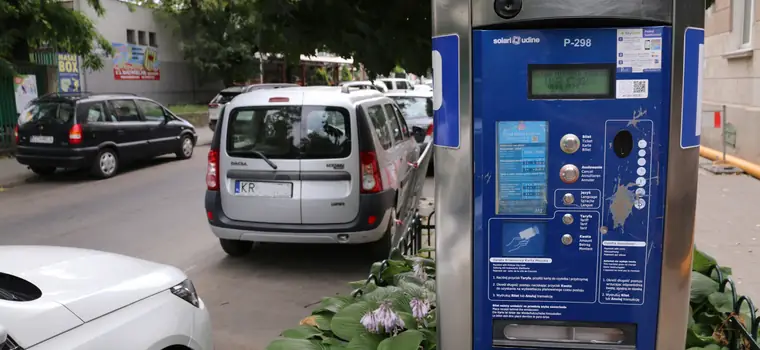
14,93,198,179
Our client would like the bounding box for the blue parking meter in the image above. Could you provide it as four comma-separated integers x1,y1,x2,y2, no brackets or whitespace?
431,1,704,349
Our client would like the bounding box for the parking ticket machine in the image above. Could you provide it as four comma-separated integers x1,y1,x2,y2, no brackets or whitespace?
432,0,704,349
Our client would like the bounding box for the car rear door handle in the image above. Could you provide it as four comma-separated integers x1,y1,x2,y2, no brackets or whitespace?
117,129,125,134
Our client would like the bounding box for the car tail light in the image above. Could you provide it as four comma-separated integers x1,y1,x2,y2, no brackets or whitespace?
207,149,220,191
269,97,289,103
13,125,18,144
360,151,382,193
69,124,83,145
426,124,434,136
208,103,219,108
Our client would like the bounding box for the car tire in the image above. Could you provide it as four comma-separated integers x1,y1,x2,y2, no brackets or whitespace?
91,148,119,179
176,135,194,159
30,166,56,176
369,208,395,260
220,239,253,257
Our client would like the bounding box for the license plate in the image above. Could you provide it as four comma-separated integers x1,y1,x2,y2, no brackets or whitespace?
234,181,292,198
30,135,54,144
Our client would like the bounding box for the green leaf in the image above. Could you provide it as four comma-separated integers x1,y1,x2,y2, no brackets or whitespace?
685,324,719,348
266,338,324,350
377,330,425,350
707,292,735,313
362,286,414,313
346,333,384,349
331,301,377,341
282,325,323,339
691,272,719,304
313,296,353,315
398,311,418,330
692,247,718,275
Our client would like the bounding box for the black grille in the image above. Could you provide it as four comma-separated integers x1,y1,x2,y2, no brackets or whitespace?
1,336,23,350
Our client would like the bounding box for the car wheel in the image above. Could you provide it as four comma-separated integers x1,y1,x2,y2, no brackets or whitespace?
369,208,395,260
91,148,119,179
219,239,253,257
176,135,194,159
29,166,56,176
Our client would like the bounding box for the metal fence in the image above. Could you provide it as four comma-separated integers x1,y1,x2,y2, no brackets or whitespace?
709,264,760,350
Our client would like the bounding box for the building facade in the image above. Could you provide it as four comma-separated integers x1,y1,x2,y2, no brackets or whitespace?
73,0,221,105
703,0,760,162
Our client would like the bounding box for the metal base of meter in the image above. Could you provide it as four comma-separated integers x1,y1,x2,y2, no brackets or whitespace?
700,161,743,175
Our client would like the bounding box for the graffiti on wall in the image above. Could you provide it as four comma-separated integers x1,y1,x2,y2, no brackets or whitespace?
112,43,160,80
57,53,81,92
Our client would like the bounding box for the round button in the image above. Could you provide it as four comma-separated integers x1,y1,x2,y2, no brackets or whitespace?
562,213,574,225
600,226,609,234
637,167,646,176
635,188,646,197
636,177,647,187
634,198,646,210
638,149,646,157
560,134,581,154
561,234,573,246
638,140,648,149
563,193,575,205
560,164,580,184
638,158,646,166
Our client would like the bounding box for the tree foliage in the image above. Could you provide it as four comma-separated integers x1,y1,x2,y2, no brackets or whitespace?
0,0,112,74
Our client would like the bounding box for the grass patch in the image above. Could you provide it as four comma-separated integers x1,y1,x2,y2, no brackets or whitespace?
168,104,207,114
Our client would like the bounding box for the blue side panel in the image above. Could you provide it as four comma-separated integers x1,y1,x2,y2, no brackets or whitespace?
681,28,705,149
432,34,460,148
472,27,673,350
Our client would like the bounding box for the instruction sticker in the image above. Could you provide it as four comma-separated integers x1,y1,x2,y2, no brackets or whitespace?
616,79,649,99
616,28,662,73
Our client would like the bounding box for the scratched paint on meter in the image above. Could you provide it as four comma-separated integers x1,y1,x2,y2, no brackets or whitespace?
472,27,673,350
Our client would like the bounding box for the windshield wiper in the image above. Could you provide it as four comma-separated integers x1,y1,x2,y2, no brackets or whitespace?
230,150,278,170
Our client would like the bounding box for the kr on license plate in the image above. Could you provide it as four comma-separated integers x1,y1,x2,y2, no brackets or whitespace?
30,135,54,144
235,181,292,198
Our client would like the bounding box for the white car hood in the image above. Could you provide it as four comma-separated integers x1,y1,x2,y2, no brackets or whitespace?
0,246,186,347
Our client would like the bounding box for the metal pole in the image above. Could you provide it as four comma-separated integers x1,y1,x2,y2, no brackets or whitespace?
722,104,727,162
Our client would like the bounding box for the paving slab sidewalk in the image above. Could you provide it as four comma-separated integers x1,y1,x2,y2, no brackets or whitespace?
0,127,214,189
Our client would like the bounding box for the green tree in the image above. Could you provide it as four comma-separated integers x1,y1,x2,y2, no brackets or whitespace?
255,0,713,76
0,0,113,74
150,0,261,86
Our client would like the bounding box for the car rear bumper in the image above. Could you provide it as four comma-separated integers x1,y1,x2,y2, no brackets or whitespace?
204,189,395,244
15,146,98,168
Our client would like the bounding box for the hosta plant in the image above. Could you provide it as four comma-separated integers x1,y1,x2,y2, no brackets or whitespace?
266,249,437,350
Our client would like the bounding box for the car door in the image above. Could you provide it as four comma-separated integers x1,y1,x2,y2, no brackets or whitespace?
219,101,303,224
135,99,175,156
108,99,149,161
76,100,119,148
299,105,359,224
384,103,414,210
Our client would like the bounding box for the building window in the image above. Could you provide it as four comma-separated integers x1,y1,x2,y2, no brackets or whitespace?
732,0,754,49
741,0,754,46
126,29,136,44
149,32,157,47
138,30,147,46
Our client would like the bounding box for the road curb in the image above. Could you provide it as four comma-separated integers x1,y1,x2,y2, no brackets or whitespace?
700,146,760,180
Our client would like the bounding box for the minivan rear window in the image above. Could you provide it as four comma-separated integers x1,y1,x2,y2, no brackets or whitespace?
226,105,352,160
17,101,75,126
215,92,240,105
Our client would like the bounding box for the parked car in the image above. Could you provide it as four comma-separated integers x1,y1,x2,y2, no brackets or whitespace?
0,245,212,350
208,84,298,131
337,81,388,93
385,89,434,174
377,78,415,91
204,86,420,258
14,93,198,179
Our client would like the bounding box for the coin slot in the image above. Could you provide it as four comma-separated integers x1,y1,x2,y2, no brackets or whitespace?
612,130,633,158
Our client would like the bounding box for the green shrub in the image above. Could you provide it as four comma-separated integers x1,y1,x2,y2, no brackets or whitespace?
266,247,756,350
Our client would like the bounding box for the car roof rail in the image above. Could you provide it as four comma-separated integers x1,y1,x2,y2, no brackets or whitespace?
91,92,138,96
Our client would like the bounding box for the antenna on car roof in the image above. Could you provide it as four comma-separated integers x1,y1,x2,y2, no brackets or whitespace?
340,85,351,94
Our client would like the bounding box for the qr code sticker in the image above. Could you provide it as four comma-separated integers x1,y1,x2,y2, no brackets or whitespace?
616,79,648,99
633,80,647,93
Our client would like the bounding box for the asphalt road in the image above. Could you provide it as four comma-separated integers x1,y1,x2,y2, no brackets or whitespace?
0,145,434,350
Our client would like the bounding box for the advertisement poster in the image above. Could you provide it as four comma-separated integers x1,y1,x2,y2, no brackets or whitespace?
112,42,160,80
14,75,38,113
57,53,81,92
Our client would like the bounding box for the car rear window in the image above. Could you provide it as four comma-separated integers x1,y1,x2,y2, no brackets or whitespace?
390,96,433,119
225,105,352,160
17,101,75,126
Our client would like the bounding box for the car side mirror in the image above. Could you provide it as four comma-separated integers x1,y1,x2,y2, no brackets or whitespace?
0,323,8,344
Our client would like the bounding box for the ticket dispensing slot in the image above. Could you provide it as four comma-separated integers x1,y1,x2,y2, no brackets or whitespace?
492,320,637,349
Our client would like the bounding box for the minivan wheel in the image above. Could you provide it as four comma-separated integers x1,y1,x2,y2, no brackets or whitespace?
176,135,194,159
91,148,119,179
369,209,395,260
29,166,56,176
220,239,253,257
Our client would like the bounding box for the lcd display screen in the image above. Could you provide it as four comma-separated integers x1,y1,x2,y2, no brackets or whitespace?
496,121,548,215
528,64,614,99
